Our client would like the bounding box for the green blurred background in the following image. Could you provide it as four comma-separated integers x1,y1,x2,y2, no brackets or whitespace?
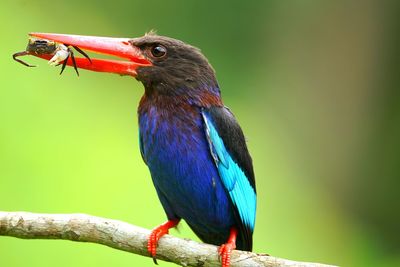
1,0,399,266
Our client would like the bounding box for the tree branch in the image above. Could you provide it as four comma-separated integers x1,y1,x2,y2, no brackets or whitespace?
0,211,336,267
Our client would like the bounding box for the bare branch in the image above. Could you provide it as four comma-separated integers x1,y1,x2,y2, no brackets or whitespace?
0,211,336,267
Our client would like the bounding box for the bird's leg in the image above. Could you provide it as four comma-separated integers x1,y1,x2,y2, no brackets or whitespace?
219,227,238,267
148,219,180,264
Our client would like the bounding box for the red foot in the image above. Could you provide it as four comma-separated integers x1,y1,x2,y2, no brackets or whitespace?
219,227,238,267
147,219,180,264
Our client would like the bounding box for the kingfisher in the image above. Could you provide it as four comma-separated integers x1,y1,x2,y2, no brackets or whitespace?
29,32,257,267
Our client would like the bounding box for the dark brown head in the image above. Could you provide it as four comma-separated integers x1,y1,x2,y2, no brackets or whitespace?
130,33,219,97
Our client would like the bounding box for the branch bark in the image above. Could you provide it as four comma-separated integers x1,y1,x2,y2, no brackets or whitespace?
0,211,336,267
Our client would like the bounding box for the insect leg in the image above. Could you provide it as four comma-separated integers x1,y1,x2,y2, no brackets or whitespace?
69,49,79,76
73,46,92,64
12,51,36,67
60,53,70,75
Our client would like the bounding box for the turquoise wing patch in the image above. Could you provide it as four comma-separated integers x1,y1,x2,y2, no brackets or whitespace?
202,111,256,230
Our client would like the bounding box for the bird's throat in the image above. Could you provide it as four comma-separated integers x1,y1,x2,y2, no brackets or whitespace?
139,84,223,109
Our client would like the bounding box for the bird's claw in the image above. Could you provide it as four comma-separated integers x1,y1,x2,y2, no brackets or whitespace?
147,226,169,264
147,219,180,264
218,227,238,267
218,242,236,267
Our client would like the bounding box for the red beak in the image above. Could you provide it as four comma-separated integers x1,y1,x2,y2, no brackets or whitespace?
29,32,152,76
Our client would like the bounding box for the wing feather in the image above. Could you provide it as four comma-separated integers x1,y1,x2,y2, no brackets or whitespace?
201,106,256,251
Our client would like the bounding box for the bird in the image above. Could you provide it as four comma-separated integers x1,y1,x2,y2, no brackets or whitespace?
29,32,257,267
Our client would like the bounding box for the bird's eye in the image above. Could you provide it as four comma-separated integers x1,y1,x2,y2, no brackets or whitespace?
150,44,167,58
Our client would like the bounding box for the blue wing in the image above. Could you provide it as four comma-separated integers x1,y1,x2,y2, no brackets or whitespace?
201,106,256,251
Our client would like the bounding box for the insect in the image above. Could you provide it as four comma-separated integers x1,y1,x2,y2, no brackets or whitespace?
13,37,91,76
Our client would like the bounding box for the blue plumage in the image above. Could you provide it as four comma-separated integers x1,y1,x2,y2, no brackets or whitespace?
138,95,256,250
